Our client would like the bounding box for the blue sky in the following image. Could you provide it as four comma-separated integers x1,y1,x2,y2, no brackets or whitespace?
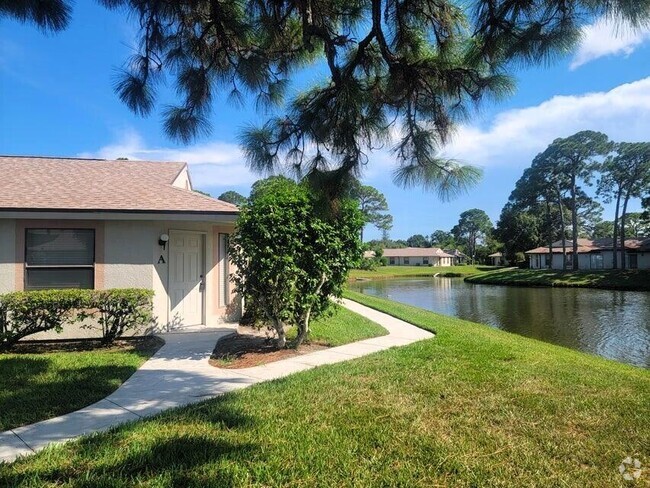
1,4,649,241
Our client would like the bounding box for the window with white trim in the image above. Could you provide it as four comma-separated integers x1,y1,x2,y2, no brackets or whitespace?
25,229,95,290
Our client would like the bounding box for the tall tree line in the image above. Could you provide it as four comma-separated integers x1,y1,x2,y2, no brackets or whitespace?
497,132,650,269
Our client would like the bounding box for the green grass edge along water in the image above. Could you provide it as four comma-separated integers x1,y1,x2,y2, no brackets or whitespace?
350,264,499,280
3,293,648,487
465,267,650,291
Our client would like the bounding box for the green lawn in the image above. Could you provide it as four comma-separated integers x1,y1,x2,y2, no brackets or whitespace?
0,338,162,431
465,267,650,291
350,264,498,280
3,294,648,487
286,303,387,346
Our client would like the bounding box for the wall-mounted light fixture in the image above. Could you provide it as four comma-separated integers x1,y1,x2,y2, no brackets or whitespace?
158,233,170,250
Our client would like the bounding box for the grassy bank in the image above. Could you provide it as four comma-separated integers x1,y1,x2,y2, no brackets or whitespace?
465,267,650,291
0,337,162,431
286,303,387,346
3,295,648,487
350,264,498,280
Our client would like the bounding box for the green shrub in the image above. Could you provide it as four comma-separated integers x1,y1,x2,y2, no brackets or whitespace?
357,257,379,271
0,290,92,351
0,289,154,350
91,289,154,345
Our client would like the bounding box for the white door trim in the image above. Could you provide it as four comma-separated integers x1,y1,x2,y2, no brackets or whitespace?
167,229,207,326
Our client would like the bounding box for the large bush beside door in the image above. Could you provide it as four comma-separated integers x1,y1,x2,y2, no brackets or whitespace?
0,289,154,350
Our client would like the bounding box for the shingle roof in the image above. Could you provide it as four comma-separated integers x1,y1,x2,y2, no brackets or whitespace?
444,249,467,258
525,238,650,254
0,156,238,214
383,247,454,258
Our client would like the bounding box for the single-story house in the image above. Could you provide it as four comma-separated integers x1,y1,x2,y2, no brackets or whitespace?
0,156,239,336
488,252,505,266
383,247,454,266
444,249,468,265
525,238,650,270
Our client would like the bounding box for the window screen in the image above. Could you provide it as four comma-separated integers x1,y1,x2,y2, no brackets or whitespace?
25,229,95,289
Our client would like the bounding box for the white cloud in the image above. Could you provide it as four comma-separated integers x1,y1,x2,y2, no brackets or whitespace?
441,77,650,168
83,77,650,188
78,129,256,187
571,17,650,69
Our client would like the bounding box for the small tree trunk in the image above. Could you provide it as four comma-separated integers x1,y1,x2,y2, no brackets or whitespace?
571,173,579,270
294,309,311,349
294,272,326,349
612,190,621,269
620,194,631,270
555,186,567,270
545,199,553,268
272,318,286,348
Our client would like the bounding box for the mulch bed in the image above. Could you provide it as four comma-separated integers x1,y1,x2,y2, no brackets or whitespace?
210,327,328,369
6,336,165,355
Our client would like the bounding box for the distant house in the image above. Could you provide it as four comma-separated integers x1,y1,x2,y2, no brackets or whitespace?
525,238,650,270
383,247,454,267
363,250,376,259
488,252,505,266
0,156,239,334
444,249,468,265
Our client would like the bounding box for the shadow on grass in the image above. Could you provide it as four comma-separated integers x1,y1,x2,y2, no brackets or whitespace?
1,399,258,487
0,357,140,431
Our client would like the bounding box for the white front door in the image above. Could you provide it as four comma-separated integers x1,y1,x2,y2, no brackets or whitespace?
169,231,205,326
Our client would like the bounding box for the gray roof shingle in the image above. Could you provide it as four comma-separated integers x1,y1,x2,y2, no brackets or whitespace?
0,156,238,214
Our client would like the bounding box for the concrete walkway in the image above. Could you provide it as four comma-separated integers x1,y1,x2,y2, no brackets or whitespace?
0,299,433,463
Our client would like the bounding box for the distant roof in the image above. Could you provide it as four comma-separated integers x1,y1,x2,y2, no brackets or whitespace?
526,238,650,254
383,247,454,258
488,252,503,257
444,249,467,257
0,156,238,214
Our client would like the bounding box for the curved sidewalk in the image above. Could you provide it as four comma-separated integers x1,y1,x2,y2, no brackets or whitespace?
0,299,433,463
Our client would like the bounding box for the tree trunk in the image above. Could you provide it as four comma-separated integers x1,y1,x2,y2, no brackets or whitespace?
555,186,567,270
294,272,327,349
272,318,286,348
612,189,621,269
620,194,631,270
295,309,311,349
545,199,553,268
571,173,579,270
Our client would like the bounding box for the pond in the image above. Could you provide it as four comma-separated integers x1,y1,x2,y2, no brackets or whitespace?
350,277,650,368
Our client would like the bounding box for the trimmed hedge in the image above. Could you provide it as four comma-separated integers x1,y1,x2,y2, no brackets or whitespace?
0,289,154,350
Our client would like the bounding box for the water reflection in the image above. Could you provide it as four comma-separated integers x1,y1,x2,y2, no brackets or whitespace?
350,278,650,368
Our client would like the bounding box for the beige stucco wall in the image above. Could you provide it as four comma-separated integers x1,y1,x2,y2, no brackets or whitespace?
386,255,452,266
1,217,236,340
529,250,650,270
0,219,16,293
103,220,237,329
